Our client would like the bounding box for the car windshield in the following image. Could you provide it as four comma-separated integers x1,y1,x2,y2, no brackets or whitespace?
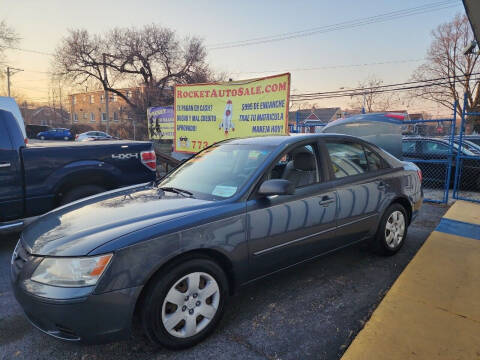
159,143,274,200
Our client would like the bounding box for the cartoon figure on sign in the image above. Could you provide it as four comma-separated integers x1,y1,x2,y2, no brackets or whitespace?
219,100,234,137
177,136,191,149
149,115,156,138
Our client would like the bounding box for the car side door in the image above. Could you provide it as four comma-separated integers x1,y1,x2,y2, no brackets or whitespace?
322,139,389,246
0,114,24,221
246,142,337,279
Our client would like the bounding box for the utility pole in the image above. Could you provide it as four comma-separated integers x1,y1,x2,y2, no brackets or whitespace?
6,66,23,97
59,85,64,124
103,53,110,134
362,91,366,114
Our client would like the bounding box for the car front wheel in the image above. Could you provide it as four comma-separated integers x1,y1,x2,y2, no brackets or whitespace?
140,258,228,349
372,203,408,256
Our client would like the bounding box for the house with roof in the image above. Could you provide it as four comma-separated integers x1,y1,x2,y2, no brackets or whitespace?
288,107,342,133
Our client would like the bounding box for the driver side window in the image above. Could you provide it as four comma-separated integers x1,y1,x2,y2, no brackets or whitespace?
266,144,320,188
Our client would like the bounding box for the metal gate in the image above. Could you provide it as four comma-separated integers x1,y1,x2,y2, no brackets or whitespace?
452,93,480,203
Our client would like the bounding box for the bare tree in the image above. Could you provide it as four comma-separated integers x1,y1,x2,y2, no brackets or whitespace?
54,25,215,116
351,76,399,112
411,14,479,117
0,20,18,59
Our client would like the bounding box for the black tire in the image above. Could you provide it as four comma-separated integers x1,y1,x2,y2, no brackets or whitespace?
372,203,408,256
140,257,228,349
60,184,106,205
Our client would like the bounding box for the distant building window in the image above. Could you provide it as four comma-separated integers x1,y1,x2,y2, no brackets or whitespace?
101,113,107,122
113,112,119,122
90,95,95,104
72,96,77,105
73,113,78,122
101,94,105,103
126,90,132,98
113,94,117,102
90,112,95,122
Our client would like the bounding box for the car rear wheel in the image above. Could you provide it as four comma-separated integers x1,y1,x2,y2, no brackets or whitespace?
372,203,408,256
140,258,228,349
64,136,69,140
59,185,106,205
40,136,45,140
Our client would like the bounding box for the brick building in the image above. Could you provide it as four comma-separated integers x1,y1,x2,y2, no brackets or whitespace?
68,88,138,128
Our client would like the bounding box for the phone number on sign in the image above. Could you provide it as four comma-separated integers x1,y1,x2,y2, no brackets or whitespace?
192,140,208,149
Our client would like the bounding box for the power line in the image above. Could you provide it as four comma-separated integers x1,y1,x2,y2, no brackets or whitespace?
231,58,425,75
3,46,54,56
208,1,460,50
208,0,456,47
291,78,480,101
291,73,479,99
291,73,480,101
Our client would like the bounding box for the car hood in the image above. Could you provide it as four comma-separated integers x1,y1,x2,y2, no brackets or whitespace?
22,184,215,256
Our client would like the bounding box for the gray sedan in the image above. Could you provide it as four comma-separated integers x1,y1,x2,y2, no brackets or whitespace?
11,134,422,349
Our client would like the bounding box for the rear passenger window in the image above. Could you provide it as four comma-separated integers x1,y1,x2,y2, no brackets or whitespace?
326,142,368,178
0,121,12,150
422,141,449,155
364,146,386,171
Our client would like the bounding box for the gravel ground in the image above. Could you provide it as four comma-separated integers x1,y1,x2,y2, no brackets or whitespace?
0,203,447,360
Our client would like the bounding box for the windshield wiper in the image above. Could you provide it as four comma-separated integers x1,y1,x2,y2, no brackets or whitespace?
159,186,194,198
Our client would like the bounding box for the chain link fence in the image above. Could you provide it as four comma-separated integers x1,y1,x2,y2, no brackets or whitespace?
402,116,456,203
452,94,480,203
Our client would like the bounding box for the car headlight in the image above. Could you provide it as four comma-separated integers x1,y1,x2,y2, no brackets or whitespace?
31,254,113,287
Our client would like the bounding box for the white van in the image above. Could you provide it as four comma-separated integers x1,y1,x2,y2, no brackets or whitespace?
0,97,27,143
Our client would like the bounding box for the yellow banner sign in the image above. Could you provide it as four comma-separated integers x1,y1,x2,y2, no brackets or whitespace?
174,73,290,153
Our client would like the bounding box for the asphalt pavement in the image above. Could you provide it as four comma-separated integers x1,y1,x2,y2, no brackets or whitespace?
0,203,447,360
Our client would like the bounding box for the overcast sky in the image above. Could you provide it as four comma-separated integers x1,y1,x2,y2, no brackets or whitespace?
1,0,465,115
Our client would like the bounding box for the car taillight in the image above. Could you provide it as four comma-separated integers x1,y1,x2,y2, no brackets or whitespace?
417,169,422,183
75,135,79,140
141,150,156,171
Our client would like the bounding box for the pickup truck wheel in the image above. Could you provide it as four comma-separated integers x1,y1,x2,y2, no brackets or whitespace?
140,258,228,349
60,185,106,205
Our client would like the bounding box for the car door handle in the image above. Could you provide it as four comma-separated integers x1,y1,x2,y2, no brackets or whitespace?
319,196,335,206
378,181,387,190
0,162,11,168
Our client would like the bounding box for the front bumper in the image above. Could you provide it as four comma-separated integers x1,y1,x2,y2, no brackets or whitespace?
13,284,142,343
11,241,142,344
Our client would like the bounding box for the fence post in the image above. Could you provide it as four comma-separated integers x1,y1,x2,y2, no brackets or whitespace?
444,100,457,203
452,93,468,199
295,111,299,133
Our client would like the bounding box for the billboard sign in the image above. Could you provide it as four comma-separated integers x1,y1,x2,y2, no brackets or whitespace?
147,106,174,140
174,73,290,153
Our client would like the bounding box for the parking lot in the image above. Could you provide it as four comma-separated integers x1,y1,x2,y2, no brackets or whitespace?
0,203,446,360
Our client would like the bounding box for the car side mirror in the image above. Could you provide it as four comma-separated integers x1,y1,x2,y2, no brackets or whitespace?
257,179,295,197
